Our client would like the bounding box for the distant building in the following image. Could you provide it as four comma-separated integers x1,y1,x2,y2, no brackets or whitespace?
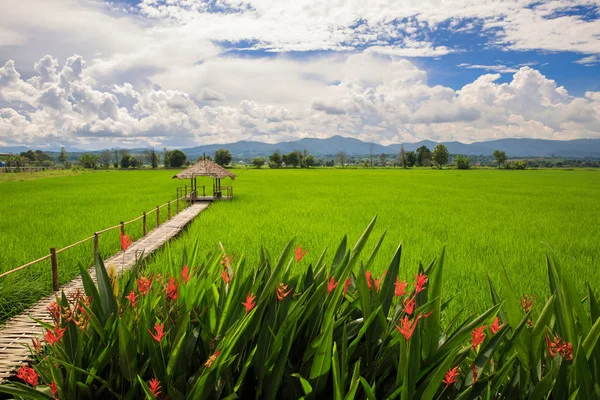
0,161,5,167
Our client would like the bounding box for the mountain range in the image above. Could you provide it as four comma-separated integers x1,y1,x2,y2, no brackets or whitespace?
181,136,600,159
2,136,600,159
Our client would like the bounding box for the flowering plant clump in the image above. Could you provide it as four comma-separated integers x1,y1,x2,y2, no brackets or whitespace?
1,217,599,399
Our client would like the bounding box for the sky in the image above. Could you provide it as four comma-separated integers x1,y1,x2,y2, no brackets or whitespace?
1,0,600,150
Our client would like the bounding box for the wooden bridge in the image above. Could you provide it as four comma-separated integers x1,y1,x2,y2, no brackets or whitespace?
0,202,210,382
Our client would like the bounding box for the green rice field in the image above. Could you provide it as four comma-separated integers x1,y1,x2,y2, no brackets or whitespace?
0,170,182,322
1,168,599,322
144,168,600,316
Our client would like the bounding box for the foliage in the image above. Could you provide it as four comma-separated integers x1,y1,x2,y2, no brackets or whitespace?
455,155,471,170
493,150,507,168
98,150,111,169
432,145,449,169
504,161,527,170
406,151,417,167
269,151,282,168
3,219,600,400
58,147,69,164
165,150,187,168
282,151,300,168
214,149,233,167
145,149,160,169
78,154,98,169
251,157,266,168
399,145,407,168
416,146,432,167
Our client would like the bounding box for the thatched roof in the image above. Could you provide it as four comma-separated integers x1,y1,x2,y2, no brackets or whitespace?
173,159,236,180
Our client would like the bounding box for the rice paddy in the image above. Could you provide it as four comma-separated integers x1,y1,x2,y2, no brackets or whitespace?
1,167,599,322
0,170,182,322
144,168,600,316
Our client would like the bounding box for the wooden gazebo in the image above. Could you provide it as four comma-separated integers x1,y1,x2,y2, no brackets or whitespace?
173,159,236,201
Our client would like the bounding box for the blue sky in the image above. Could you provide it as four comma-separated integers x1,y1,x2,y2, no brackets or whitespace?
0,0,599,149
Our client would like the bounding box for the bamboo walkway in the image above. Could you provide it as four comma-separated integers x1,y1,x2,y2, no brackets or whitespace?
0,202,210,381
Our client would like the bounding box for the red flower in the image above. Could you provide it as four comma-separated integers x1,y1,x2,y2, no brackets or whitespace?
520,294,535,313
414,272,428,293
126,290,137,307
149,377,161,398
546,334,573,361
343,277,352,295
181,265,190,284
489,316,504,335
220,253,235,269
50,381,58,398
327,276,338,294
148,323,166,342
442,366,460,387
471,326,486,349
45,325,66,346
166,277,179,302
205,349,221,367
31,338,42,354
242,292,256,314
295,246,308,262
365,271,373,290
396,314,420,341
16,364,38,387
403,296,416,315
276,283,293,301
47,301,60,324
221,269,232,285
395,278,408,297
137,276,153,296
374,272,386,292
120,232,132,252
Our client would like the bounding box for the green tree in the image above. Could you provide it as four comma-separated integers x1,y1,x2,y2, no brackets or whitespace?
285,151,300,168
79,153,98,169
251,157,266,168
399,146,407,168
269,151,282,168
120,154,131,168
416,145,432,166
34,150,52,162
455,154,471,170
379,153,387,167
493,150,507,168
99,150,111,169
20,150,36,162
406,151,417,167
432,144,449,169
305,154,317,167
145,148,159,168
214,149,232,167
58,147,68,164
168,150,187,168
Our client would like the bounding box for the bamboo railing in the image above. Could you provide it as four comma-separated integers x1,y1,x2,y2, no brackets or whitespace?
0,191,197,290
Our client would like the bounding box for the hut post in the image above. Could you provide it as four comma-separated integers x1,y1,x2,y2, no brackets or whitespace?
168,201,171,220
156,206,160,227
143,211,147,236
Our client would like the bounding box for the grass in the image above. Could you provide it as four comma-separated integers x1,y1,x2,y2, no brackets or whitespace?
0,169,183,322
143,168,600,316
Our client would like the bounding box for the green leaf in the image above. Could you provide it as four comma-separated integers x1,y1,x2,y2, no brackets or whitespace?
332,235,347,272
582,317,600,360
332,342,343,400
291,373,313,396
379,243,402,317
359,377,377,400
166,313,190,378
309,317,334,392
95,253,118,318
0,382,53,399
423,246,445,360
419,346,460,400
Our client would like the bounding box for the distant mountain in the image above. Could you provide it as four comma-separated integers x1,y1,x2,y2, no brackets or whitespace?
182,136,600,159
2,136,600,159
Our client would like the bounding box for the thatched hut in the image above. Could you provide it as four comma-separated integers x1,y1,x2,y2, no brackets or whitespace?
173,159,236,200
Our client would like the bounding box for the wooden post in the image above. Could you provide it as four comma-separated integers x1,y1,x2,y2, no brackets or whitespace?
120,221,125,236
94,233,99,260
50,247,58,291
185,185,188,207
203,185,206,197
156,206,160,227
176,197,179,214
168,201,171,220
143,212,147,236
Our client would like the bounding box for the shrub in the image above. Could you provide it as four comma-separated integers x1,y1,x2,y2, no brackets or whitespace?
2,218,599,399
455,155,471,170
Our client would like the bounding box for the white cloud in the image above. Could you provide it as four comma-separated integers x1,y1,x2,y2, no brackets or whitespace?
457,63,519,74
1,54,599,149
574,55,599,66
